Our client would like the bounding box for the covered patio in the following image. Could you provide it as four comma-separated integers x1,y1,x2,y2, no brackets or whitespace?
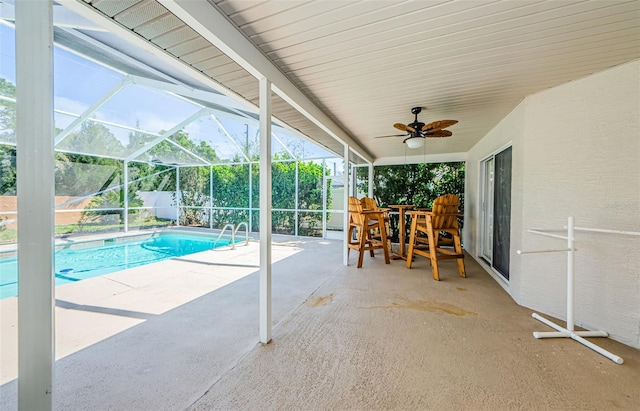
1,1,639,410
1,235,638,410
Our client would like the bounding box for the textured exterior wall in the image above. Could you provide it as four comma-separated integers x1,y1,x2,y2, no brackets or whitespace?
464,103,525,297
465,60,640,348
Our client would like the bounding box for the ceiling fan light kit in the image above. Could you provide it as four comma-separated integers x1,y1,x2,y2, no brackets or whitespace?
376,106,458,148
405,137,425,149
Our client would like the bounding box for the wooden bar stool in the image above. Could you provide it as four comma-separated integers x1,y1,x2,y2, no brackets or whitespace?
347,197,391,268
405,194,465,280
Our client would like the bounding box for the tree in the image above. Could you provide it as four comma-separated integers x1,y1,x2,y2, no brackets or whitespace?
178,166,210,227
0,79,16,144
0,146,16,195
58,120,126,158
361,162,465,242
366,162,464,209
211,163,250,227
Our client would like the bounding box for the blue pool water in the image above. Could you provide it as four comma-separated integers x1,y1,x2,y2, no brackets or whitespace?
0,233,233,299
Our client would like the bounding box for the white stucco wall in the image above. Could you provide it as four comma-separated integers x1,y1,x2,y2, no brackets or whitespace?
138,191,176,220
466,59,640,348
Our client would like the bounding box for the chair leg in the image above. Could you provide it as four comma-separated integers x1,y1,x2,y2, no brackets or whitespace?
357,224,368,268
454,234,466,278
406,218,418,268
347,226,355,260
379,219,390,264
368,230,375,257
426,224,440,281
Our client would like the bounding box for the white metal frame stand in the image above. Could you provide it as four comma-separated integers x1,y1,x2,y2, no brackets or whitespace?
518,216,640,365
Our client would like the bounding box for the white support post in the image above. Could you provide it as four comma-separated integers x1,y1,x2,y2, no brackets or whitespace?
520,216,624,364
16,1,55,409
248,162,253,231
294,160,299,236
351,164,358,198
123,161,129,232
566,216,575,331
259,77,272,344
368,163,374,198
175,166,180,226
343,144,350,266
209,166,213,229
321,161,327,239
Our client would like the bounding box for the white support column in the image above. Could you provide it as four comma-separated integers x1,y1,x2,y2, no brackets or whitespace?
294,160,299,236
351,165,358,198
368,163,374,198
259,77,272,344
209,166,213,229
566,216,575,331
175,167,180,226
322,160,327,239
248,162,253,230
123,161,129,232
16,1,55,409
343,144,350,266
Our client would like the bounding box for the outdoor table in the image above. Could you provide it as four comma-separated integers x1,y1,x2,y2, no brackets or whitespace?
388,204,414,259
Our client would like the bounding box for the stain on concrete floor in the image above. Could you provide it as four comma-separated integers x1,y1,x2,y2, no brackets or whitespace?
361,295,478,317
306,293,334,307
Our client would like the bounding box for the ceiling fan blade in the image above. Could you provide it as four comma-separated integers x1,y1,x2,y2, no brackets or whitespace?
424,129,453,138
422,119,458,132
394,123,416,132
374,134,406,139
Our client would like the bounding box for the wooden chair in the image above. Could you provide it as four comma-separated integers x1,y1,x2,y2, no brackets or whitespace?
347,197,390,268
405,194,465,280
360,197,392,251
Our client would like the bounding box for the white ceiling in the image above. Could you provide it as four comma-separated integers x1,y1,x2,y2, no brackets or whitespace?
64,0,640,164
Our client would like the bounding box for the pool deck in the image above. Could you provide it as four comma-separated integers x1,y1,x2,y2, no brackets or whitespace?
1,230,301,385
1,233,639,410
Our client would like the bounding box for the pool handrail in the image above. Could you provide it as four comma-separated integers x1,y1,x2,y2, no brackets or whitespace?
234,222,249,247
213,222,249,249
214,223,236,249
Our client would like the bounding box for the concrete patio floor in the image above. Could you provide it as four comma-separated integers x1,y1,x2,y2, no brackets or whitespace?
1,235,639,410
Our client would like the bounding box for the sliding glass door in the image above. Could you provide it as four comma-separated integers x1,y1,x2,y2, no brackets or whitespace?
480,146,512,280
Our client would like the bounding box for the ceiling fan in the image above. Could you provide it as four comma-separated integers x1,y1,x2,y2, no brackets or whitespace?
376,107,458,148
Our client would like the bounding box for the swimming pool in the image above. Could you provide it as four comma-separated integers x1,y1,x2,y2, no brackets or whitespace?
0,232,235,299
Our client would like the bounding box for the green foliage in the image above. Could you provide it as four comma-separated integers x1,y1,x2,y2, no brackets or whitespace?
58,121,126,157
0,146,16,195
364,162,465,209
0,93,333,237
210,163,250,227
166,130,221,164
0,78,16,144
360,162,465,242
79,188,144,230
207,157,330,235
297,159,328,210
0,80,17,192
178,166,210,227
